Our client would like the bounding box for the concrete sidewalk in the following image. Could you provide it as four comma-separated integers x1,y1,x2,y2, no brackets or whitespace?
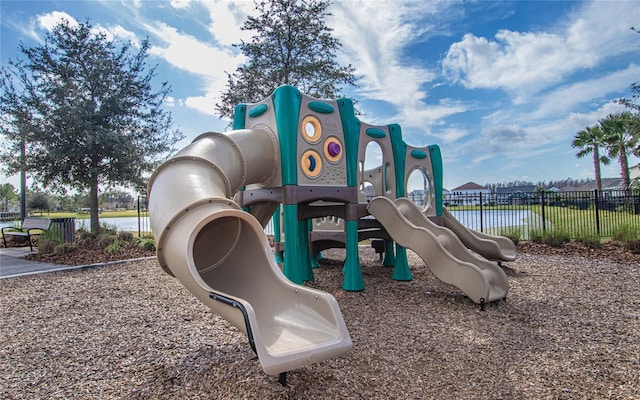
0,247,154,279
0,246,70,278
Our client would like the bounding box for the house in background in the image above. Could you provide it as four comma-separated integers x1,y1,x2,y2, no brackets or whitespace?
494,185,536,205
630,163,640,188
407,188,451,207
574,178,624,191
448,182,490,206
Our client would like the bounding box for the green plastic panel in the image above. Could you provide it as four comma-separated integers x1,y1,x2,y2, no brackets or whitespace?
273,85,302,185
248,103,268,118
389,124,407,198
337,98,361,187
308,101,335,114
410,149,428,159
233,104,247,129
365,127,387,139
429,145,444,217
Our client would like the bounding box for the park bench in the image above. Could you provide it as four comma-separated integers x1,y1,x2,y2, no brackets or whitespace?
2,217,51,251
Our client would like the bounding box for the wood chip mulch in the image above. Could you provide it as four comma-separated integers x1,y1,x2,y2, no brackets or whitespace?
1,244,638,399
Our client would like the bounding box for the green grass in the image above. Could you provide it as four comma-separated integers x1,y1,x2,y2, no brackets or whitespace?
529,205,640,238
37,209,147,219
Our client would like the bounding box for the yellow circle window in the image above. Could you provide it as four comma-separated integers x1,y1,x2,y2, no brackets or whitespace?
301,116,322,143
301,150,322,178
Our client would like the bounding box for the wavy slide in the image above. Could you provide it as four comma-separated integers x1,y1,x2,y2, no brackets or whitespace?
368,196,508,304
148,129,351,377
442,207,516,262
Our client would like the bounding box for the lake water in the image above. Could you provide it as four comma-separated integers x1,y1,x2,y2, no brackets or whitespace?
447,209,542,232
0,216,151,233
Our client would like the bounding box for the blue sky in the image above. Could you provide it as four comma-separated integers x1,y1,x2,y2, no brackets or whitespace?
1,0,639,192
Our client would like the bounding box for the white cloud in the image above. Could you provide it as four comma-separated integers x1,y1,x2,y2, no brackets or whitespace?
432,127,470,144
37,11,78,31
200,1,254,46
441,1,638,101
142,21,245,115
93,24,140,46
568,102,628,132
329,1,443,107
164,96,176,107
170,0,192,10
530,64,640,120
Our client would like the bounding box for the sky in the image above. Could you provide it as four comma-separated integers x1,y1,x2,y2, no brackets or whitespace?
1,0,639,192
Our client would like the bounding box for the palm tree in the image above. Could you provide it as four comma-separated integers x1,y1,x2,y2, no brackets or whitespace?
599,112,639,189
572,125,609,192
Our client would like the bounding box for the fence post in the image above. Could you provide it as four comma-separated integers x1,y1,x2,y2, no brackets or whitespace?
541,191,546,232
593,189,600,236
137,196,141,237
479,192,484,232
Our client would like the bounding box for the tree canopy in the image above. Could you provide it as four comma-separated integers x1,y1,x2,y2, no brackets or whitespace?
598,112,638,189
0,183,18,212
0,20,183,233
572,125,610,192
216,0,357,121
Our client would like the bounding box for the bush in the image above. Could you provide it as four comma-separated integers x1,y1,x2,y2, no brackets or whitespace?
98,235,116,248
499,228,521,246
574,231,602,249
542,230,570,248
77,228,93,241
105,239,124,254
136,237,156,251
54,242,77,254
624,239,640,254
612,224,640,243
118,232,134,242
612,224,640,253
100,222,118,236
529,229,544,244
37,226,63,254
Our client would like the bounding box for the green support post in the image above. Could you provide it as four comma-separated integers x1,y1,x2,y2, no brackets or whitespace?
308,219,320,268
342,220,364,291
273,205,284,264
282,204,313,283
382,239,395,266
392,244,412,281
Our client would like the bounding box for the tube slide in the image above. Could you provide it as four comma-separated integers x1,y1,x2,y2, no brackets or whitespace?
442,207,516,262
368,196,508,304
148,129,352,376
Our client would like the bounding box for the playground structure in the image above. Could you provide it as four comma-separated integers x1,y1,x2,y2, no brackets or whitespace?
147,85,515,381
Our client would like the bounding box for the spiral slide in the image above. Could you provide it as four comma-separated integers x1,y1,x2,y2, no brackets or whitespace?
147,129,351,377
441,207,516,262
368,197,508,305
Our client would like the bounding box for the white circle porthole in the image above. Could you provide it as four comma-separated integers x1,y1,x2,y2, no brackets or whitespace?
301,150,323,178
301,115,322,143
323,136,343,163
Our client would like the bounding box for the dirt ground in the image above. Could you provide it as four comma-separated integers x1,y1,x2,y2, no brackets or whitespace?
1,244,638,399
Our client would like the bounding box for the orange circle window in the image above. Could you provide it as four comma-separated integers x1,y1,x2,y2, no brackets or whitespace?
301,116,322,143
324,136,343,163
301,150,322,178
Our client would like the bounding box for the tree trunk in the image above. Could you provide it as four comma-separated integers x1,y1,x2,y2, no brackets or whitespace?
89,174,100,234
593,145,602,192
619,145,630,189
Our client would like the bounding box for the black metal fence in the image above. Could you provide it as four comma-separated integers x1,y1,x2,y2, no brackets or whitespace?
136,191,640,240
137,196,150,236
443,190,640,239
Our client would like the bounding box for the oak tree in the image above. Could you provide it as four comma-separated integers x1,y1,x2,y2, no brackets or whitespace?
216,0,357,121
0,20,183,233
